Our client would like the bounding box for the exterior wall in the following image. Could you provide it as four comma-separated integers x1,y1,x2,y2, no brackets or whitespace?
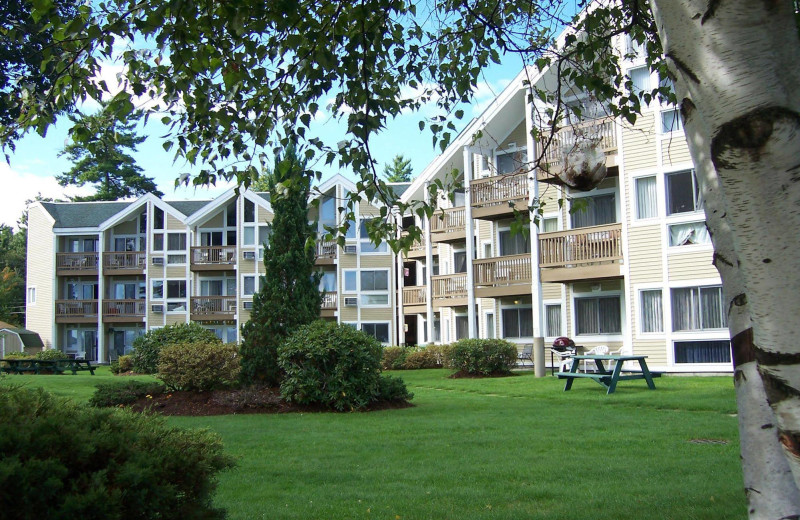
26,206,55,348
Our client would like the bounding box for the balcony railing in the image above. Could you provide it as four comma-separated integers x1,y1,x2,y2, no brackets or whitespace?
103,252,146,270
432,274,468,299
317,240,337,260
56,252,99,272
322,292,337,309
190,296,237,316
540,116,617,168
539,223,623,268
471,171,529,208
191,246,236,265
402,286,427,306
430,207,466,234
473,254,532,287
102,299,146,317
55,299,98,318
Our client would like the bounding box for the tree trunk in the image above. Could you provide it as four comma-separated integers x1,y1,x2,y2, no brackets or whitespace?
649,0,800,516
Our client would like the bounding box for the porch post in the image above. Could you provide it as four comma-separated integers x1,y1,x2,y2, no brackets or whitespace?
526,92,546,377
464,146,476,339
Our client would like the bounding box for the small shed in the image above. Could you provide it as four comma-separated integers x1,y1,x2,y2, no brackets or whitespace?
0,321,45,357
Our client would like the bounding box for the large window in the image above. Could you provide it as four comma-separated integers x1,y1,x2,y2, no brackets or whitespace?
453,251,467,273
242,276,256,296
360,269,389,306
630,66,650,96
639,290,663,333
571,194,616,228
455,315,469,340
166,280,186,311
545,304,562,338
575,296,621,335
360,219,388,253
495,148,528,175
362,323,390,343
635,176,658,219
498,226,530,255
666,170,702,215
674,340,731,364
671,286,726,331
502,307,533,338
167,233,187,264
668,221,710,247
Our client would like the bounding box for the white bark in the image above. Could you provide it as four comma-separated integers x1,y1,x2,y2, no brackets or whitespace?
650,0,800,515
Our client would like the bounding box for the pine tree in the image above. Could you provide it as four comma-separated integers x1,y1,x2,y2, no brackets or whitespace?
57,103,163,201
239,145,322,385
382,154,413,182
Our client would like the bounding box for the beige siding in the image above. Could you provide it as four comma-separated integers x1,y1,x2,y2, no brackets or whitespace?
667,250,718,280
256,206,273,223
26,207,55,347
166,266,187,278
662,136,692,167
628,226,664,283
204,212,224,228
542,283,561,300
621,113,658,171
499,120,527,149
361,255,392,268
631,339,668,366
166,215,184,229
166,314,188,326
113,219,137,235
239,309,252,322
360,308,393,321
340,307,358,322
148,312,166,326
148,263,165,279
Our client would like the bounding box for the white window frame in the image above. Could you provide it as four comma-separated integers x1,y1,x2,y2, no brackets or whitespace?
358,268,391,308
660,107,683,134
567,184,619,230
360,322,391,344
27,286,36,306
540,212,561,233
499,302,533,341
543,300,564,341
165,279,187,313
242,275,257,297
483,310,495,339
151,280,164,300
359,217,389,255
493,144,528,176
497,222,531,257
166,232,187,265
635,285,665,338
633,174,660,221
571,289,624,341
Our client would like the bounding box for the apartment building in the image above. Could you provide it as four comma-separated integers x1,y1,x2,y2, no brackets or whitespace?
395,34,730,373
25,175,400,362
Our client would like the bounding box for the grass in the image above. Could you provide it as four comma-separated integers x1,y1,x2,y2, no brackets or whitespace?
2,368,745,519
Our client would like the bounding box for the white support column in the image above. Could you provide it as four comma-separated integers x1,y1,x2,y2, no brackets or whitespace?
97,231,105,363
463,146,477,339
526,94,545,377
424,182,434,343
393,206,404,346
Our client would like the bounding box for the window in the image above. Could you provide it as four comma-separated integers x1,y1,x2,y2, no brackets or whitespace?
498,226,530,255
635,176,658,219
153,233,164,251
666,170,702,215
258,226,271,248
575,296,621,335
360,269,389,306
485,313,495,339
669,221,710,246
571,194,616,228
320,272,337,292
166,280,186,299
661,108,683,133
226,202,237,227
243,276,256,296
625,34,645,59
167,233,187,263
453,251,467,273
360,219,388,253
154,207,164,229
630,66,650,96
640,290,663,333
674,340,731,364
201,231,223,246
344,271,357,292
545,304,562,337
207,325,238,344
151,280,164,299
244,199,255,222
361,323,390,343
320,196,336,229
542,217,558,233
114,237,137,252
495,148,528,175
243,226,255,246
671,286,726,331
455,315,469,340
502,307,533,338
433,315,441,343
27,287,36,305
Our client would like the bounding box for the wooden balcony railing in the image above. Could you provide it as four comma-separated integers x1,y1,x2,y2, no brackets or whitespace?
190,296,237,316
473,254,532,286
540,116,617,167
322,292,337,309
103,252,146,270
430,207,465,234
471,171,529,207
103,299,146,317
402,286,427,306
539,223,623,268
191,246,236,265
55,299,98,318
432,274,468,299
317,240,337,260
56,252,98,272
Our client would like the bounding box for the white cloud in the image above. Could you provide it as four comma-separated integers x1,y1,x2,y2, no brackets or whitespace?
0,163,94,228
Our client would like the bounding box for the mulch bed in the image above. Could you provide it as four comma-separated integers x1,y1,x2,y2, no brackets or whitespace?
128,385,414,416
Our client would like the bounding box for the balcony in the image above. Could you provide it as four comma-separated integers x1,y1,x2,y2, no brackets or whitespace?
103,252,146,275
190,296,237,321
190,246,236,271
321,291,337,317
401,233,437,259
538,116,618,181
56,253,99,276
471,171,530,220
432,273,467,308
316,240,337,265
538,223,623,282
103,299,146,323
55,299,98,323
430,207,466,243
401,285,427,313
473,254,532,298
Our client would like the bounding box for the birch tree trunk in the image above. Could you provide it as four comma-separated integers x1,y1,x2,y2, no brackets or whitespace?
649,0,800,515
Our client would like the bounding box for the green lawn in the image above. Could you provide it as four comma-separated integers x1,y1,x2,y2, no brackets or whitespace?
2,368,745,519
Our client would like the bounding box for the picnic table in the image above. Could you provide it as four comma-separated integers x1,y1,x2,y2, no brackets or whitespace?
556,355,660,394
0,358,95,375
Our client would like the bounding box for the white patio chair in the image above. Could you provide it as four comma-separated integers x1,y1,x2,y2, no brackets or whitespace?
608,346,630,372
550,348,574,373
581,345,609,372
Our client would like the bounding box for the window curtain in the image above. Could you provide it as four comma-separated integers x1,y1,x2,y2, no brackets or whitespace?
572,194,616,228
669,222,710,246
700,287,726,329
598,297,621,334
545,305,561,337
454,252,467,273
499,229,530,255
635,177,658,219
671,287,698,331
502,309,520,337
455,316,469,340
640,290,663,333
675,340,731,363
576,299,599,334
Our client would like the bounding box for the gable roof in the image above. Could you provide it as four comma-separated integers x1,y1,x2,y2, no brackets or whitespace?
165,200,212,217
41,201,134,229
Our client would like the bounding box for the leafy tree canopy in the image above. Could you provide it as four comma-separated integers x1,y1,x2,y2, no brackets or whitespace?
382,154,413,183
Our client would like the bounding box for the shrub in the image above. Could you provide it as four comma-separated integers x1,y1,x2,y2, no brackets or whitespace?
377,375,414,402
446,339,518,375
403,347,443,369
89,380,167,407
3,351,32,360
35,349,67,360
132,323,221,374
279,320,411,411
0,387,234,520
381,346,409,370
110,355,134,374
157,341,241,392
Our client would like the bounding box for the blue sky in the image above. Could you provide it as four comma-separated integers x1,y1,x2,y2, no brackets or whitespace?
0,56,523,228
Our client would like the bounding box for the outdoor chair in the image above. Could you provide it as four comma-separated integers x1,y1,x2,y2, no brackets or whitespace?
608,346,629,372
517,345,533,367
550,348,574,373
581,345,609,372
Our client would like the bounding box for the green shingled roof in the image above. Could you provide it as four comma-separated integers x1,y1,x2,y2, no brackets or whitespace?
164,200,212,217
41,202,133,228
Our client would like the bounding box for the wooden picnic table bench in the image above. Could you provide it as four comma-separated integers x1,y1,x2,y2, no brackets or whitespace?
0,359,95,375
556,355,661,394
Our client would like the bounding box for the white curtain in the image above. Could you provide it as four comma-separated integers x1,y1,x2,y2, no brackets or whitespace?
640,290,663,332
545,305,562,337
636,176,658,219
669,222,710,246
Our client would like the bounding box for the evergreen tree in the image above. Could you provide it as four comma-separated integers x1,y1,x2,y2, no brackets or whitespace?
239,145,322,385
57,103,163,201
382,154,413,182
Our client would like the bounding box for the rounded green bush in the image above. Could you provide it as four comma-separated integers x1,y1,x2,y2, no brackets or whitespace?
35,349,67,360
0,387,234,520
403,347,443,369
89,380,166,407
446,339,518,375
381,346,409,370
279,320,410,411
157,341,241,392
132,323,221,374
3,351,32,360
